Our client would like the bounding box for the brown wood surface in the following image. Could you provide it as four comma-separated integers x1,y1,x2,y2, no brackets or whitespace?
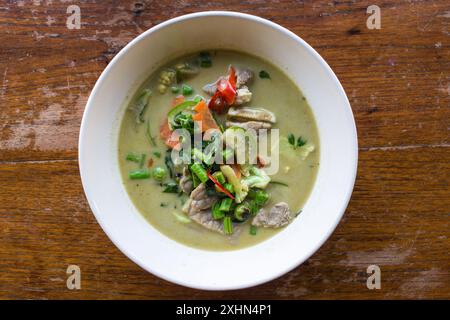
0,0,449,299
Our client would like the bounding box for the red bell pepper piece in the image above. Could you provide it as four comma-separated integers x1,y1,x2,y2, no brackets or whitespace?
217,78,236,105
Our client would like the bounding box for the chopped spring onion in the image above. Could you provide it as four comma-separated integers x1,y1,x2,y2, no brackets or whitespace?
190,163,209,183
250,225,257,235
223,216,233,234
129,169,151,180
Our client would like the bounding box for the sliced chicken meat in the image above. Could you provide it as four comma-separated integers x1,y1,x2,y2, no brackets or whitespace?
252,202,292,228
179,167,193,194
182,184,223,233
182,183,217,213
235,67,254,88
226,120,272,131
234,86,252,105
227,107,276,123
189,209,225,234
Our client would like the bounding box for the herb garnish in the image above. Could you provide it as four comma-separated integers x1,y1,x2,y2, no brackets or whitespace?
259,70,271,79
288,133,307,149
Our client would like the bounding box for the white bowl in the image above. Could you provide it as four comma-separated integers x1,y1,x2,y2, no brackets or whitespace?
79,11,358,290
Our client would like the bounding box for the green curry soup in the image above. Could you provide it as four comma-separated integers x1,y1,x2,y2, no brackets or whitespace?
118,50,319,251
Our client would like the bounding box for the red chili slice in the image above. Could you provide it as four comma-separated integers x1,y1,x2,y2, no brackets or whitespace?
207,171,235,200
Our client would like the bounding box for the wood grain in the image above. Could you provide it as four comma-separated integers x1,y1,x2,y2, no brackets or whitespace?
0,0,449,299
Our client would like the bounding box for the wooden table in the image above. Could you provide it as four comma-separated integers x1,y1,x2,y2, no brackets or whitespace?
0,0,449,300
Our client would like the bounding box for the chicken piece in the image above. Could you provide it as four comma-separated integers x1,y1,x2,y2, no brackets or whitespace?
179,167,193,194
182,183,217,213
182,184,223,233
235,67,254,88
227,107,276,123
226,120,272,131
189,209,225,234
252,202,292,228
234,86,252,105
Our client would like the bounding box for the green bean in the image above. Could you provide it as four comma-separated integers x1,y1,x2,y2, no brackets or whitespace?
126,153,140,163
234,203,250,221
212,202,225,220
190,163,208,183
219,198,233,212
129,169,151,180
212,171,226,185
223,216,233,234
223,183,234,194
254,189,269,206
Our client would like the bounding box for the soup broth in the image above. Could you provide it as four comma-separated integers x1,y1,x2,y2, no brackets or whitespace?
118,50,319,251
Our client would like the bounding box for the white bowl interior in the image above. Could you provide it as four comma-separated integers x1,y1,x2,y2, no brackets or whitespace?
79,12,357,290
